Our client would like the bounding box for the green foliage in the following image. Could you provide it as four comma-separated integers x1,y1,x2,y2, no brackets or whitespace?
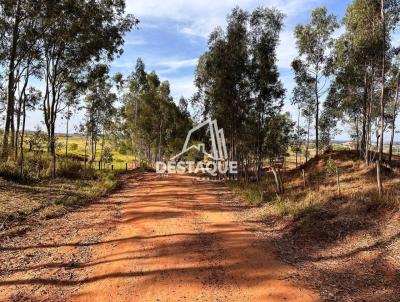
118,147,127,155
264,113,295,159
293,7,339,156
227,181,265,205
326,157,337,177
122,59,192,164
194,7,291,175
263,193,318,219
28,129,47,152
57,158,83,179
69,143,79,151
0,162,26,183
102,147,113,165
25,152,50,179
85,171,119,198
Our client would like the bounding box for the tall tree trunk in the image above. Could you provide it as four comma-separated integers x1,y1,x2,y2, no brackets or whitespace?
355,116,360,152
377,0,385,197
84,133,89,177
14,98,22,161
51,122,56,178
367,77,374,164
361,69,368,159
389,71,400,165
256,114,261,182
306,118,310,163
100,130,105,170
2,0,21,160
20,90,27,175
14,68,30,161
315,74,319,158
65,105,70,157
158,120,163,162
296,106,300,168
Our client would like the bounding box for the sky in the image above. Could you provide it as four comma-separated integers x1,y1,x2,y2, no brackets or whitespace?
26,0,355,137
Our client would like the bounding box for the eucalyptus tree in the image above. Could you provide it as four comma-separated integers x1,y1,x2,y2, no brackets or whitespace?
13,55,41,160
123,58,148,161
329,35,365,154
63,82,80,157
0,0,22,159
38,0,137,176
84,65,117,166
121,59,192,165
388,56,400,164
0,0,42,159
320,87,342,149
195,7,289,179
293,7,339,157
377,0,400,195
249,7,285,180
291,61,316,163
350,2,380,160
264,113,295,193
18,87,41,172
194,7,250,165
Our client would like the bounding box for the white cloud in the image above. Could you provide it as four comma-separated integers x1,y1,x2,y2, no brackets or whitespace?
157,58,198,74
126,0,321,38
393,30,400,48
124,36,147,46
277,30,297,69
111,56,198,74
167,76,196,99
126,0,323,72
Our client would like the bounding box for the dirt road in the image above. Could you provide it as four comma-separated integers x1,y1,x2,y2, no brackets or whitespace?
0,174,317,301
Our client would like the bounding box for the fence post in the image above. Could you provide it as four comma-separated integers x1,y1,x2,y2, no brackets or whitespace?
126,162,128,172
98,161,101,171
336,167,341,196
111,165,114,171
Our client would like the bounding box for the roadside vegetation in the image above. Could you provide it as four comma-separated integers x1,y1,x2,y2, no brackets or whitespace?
0,0,400,300
0,0,193,231
0,170,119,232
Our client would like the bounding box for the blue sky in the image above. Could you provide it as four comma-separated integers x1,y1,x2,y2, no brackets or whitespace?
117,0,351,103
28,0,354,135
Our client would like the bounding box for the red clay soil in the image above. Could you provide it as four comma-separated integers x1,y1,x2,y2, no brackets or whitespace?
0,173,317,302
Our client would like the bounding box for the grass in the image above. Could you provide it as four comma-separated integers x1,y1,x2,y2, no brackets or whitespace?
0,133,135,231
227,180,321,219
228,149,400,229
62,135,135,172
267,192,320,219
0,169,121,230
227,181,266,205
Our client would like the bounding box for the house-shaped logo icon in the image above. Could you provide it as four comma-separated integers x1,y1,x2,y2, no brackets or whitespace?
171,119,228,161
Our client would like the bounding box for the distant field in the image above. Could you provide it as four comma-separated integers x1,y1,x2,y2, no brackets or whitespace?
23,133,400,172
57,135,136,172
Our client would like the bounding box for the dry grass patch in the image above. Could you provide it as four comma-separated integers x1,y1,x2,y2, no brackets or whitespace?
0,171,121,231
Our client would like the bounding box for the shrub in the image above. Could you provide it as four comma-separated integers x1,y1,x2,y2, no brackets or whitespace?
0,161,27,183
118,147,128,155
138,163,156,172
268,191,319,218
56,141,64,152
226,181,267,205
85,171,118,198
25,152,50,179
102,147,113,165
57,158,83,179
69,143,79,151
326,157,337,177
28,128,47,152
